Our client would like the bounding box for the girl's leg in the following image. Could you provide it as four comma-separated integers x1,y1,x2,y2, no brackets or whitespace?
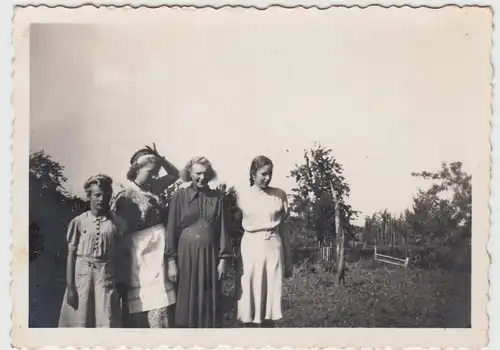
59,258,92,327
95,262,121,327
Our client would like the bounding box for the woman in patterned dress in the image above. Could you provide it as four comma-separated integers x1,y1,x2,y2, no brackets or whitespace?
165,156,232,328
236,155,292,327
112,144,179,328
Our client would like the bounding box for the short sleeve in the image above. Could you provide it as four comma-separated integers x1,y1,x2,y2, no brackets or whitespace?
66,217,81,252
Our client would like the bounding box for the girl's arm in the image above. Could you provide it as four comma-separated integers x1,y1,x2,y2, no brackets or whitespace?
66,218,80,288
66,250,77,288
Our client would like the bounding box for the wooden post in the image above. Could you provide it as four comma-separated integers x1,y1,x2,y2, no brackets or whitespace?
330,181,345,286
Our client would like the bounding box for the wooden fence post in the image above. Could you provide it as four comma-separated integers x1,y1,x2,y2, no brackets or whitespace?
330,181,345,286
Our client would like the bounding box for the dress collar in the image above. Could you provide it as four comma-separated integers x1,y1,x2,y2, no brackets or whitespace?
87,210,110,223
187,183,212,202
128,179,158,198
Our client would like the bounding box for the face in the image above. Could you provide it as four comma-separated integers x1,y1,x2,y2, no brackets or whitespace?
191,163,210,189
88,184,111,212
254,164,273,189
135,162,160,186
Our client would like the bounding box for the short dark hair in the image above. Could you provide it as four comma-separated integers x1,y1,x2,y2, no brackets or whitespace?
84,174,113,197
249,155,273,186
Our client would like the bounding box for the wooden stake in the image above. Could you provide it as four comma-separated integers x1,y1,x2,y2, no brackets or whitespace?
330,181,345,287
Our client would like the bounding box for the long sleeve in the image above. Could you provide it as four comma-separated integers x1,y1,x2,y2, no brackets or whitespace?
165,190,181,261
218,196,233,259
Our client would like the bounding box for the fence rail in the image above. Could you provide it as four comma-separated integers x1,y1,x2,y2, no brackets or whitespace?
321,246,334,261
374,246,409,268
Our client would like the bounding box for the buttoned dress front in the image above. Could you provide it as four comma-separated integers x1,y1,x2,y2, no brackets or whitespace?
58,211,123,328
165,185,232,328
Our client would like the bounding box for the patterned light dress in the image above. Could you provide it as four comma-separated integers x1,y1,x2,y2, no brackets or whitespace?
165,185,232,328
112,181,176,328
58,211,124,328
236,185,290,324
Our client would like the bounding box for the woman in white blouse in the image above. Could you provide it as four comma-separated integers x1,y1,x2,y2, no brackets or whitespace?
236,155,292,327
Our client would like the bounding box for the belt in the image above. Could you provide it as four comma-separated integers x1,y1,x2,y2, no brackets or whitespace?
76,255,110,263
245,228,278,240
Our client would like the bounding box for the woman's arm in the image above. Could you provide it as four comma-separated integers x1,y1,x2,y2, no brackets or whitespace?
165,190,181,262
165,190,182,283
279,191,293,277
218,196,233,260
216,196,233,279
143,145,180,192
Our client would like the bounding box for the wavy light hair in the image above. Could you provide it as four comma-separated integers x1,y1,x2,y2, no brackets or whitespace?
83,174,113,197
180,156,217,183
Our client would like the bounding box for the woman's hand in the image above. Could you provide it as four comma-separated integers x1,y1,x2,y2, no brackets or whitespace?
67,285,78,309
217,259,227,280
167,260,178,284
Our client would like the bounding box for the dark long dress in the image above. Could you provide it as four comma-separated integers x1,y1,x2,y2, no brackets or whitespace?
165,184,232,328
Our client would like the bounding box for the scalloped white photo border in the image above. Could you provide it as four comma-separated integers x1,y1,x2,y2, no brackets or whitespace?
5,1,499,350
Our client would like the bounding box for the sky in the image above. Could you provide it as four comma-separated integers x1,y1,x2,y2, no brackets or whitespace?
29,8,491,224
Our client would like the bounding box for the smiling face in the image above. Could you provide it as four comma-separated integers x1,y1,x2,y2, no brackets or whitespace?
190,163,210,189
253,164,273,189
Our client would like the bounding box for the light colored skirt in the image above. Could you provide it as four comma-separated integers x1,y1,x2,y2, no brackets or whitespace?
122,224,176,314
237,230,283,324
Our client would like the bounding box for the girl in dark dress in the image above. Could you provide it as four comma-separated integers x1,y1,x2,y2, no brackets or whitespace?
165,156,232,328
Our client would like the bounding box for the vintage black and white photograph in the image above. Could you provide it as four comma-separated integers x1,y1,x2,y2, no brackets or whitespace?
12,4,491,349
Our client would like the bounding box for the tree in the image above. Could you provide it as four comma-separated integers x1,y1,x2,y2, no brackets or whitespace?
289,143,358,247
407,161,471,247
29,150,86,259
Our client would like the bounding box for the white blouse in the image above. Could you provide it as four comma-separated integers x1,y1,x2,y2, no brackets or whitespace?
237,185,289,233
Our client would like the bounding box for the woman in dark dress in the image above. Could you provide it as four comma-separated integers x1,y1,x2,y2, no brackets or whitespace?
165,156,232,328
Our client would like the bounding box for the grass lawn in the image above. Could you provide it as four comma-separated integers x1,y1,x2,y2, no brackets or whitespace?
30,254,470,328
222,259,471,328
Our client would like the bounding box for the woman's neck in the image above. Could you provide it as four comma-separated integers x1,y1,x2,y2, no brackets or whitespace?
253,184,267,192
133,179,152,192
